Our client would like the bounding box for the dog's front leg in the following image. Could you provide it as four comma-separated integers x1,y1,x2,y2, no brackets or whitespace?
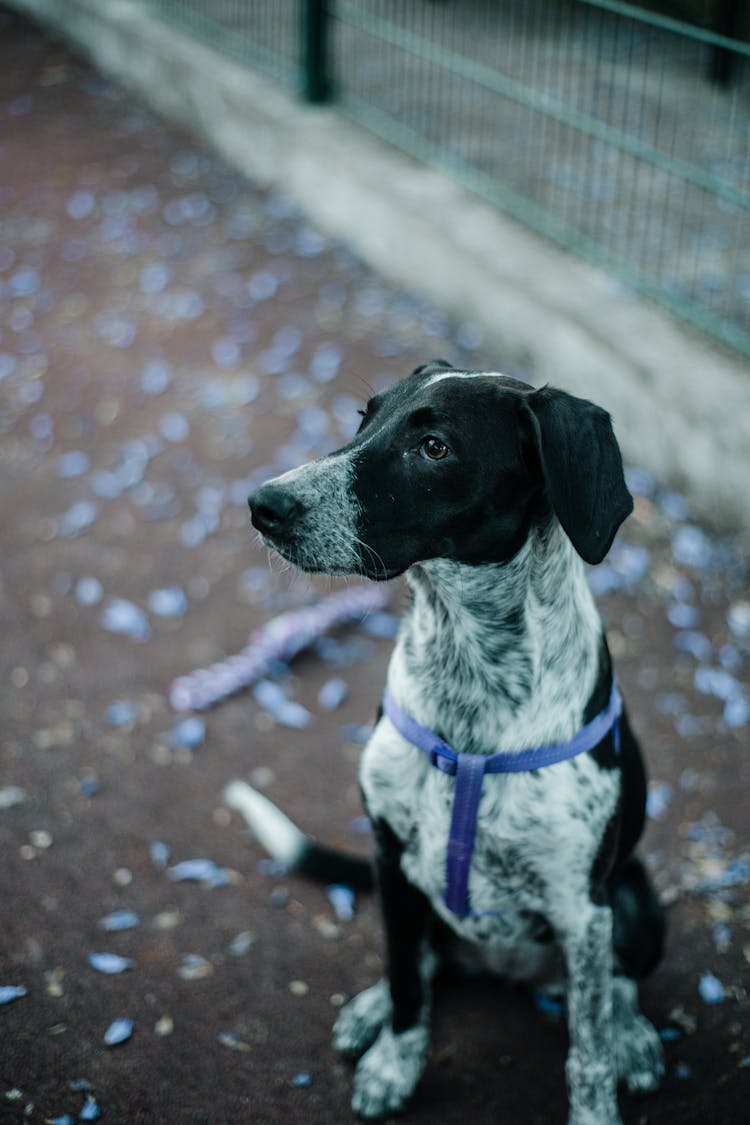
349,819,433,1119
561,903,621,1125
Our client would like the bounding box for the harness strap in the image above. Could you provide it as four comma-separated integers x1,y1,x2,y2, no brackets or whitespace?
444,754,487,916
382,680,622,919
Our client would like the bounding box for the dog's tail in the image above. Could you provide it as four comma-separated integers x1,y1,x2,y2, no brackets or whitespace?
223,780,374,891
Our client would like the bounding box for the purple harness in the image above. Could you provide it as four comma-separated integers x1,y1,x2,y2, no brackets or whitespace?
382,680,622,919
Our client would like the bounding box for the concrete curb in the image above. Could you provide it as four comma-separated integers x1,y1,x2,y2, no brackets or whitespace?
10,0,750,533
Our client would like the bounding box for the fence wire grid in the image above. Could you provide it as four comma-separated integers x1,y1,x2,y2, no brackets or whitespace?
147,1,750,359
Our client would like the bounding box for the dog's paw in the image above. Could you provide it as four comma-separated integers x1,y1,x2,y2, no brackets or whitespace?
333,980,391,1058
352,1025,429,1119
611,978,664,1094
615,1012,664,1094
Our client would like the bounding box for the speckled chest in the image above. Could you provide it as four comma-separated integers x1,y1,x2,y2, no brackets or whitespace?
360,715,621,959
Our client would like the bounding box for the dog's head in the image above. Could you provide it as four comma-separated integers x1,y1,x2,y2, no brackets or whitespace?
249,361,633,580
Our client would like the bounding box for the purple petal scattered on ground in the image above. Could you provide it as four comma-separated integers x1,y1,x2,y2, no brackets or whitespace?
646,781,674,820
169,716,205,748
698,972,726,1004
0,985,27,1005
88,953,135,975
326,884,355,921
149,841,171,869
167,858,229,886
105,700,139,728
318,678,349,711
147,586,188,618
103,1018,134,1046
98,909,140,932
99,598,151,641
79,1095,101,1120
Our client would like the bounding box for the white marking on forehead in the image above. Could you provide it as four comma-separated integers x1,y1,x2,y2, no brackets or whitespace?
423,370,509,388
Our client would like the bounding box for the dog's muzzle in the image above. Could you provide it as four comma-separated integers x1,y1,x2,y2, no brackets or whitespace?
247,456,364,576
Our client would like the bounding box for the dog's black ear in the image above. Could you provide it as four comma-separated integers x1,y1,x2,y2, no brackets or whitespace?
524,386,633,564
412,358,454,377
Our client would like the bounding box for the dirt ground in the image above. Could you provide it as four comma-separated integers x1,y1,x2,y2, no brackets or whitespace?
0,10,748,1124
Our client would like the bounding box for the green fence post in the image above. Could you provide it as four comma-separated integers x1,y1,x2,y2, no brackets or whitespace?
302,0,333,103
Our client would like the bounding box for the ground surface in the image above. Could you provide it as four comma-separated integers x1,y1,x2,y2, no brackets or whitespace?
0,11,748,1125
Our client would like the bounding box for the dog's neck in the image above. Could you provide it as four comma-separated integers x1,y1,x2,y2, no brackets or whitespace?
389,521,603,754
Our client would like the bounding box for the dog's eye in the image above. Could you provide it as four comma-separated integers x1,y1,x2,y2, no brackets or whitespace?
419,436,449,461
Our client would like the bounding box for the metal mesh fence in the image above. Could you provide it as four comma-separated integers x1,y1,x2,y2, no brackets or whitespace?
148,0,299,82
142,1,750,358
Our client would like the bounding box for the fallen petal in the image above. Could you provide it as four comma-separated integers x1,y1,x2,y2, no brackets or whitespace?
167,858,220,882
88,953,135,975
0,985,27,1005
148,587,187,618
103,1017,134,1046
326,884,355,922
318,678,349,711
177,954,213,981
79,1096,101,1121
98,910,140,932
100,599,151,642
698,971,725,1004
218,1031,252,1052
169,717,205,748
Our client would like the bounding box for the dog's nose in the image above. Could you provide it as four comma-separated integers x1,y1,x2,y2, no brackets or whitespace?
248,484,305,535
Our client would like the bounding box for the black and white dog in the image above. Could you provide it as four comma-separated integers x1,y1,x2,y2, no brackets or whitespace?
233,362,665,1124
